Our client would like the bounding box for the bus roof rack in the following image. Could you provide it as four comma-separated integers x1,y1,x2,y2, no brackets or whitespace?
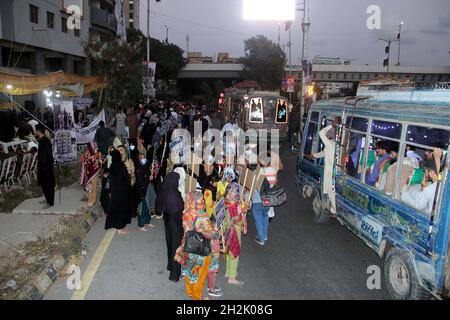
343,96,372,106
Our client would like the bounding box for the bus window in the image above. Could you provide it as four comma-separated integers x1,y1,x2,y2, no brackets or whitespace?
397,125,450,216
341,131,367,179
371,120,402,139
346,116,368,132
406,126,450,148
249,97,264,123
311,111,319,123
303,121,318,163
363,138,398,190
339,116,368,179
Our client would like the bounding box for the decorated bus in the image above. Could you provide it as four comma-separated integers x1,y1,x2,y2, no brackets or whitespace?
296,79,450,299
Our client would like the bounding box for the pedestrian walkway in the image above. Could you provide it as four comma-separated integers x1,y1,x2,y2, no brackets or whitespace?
12,184,86,215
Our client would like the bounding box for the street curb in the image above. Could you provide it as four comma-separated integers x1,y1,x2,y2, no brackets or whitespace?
18,207,102,300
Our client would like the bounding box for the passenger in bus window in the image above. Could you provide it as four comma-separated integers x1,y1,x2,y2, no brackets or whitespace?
406,145,423,165
383,144,419,195
400,149,442,214
365,140,391,186
346,136,364,177
424,147,445,175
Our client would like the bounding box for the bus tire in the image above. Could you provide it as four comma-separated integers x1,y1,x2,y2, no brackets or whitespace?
312,193,329,224
384,248,431,300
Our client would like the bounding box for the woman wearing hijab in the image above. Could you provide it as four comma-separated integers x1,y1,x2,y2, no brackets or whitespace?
132,149,156,231
223,182,247,286
156,171,184,282
175,191,217,300
80,143,102,208
118,145,138,218
105,149,131,235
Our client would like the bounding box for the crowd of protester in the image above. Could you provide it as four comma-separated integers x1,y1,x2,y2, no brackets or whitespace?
78,99,284,300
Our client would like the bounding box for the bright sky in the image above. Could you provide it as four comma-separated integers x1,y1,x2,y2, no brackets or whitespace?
138,0,450,66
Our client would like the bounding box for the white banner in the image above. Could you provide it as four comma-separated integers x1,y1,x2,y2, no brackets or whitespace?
75,109,106,145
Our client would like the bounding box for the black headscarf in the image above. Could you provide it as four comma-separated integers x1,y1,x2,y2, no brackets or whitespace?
155,172,184,214
109,149,128,181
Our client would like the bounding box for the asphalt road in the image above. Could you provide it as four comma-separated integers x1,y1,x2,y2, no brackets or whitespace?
45,146,390,300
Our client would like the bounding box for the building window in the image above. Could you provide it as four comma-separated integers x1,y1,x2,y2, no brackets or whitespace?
47,12,54,29
30,5,39,24
74,28,80,37
62,17,68,33
129,13,134,19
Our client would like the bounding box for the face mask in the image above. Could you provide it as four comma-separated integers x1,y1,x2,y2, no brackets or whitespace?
140,158,148,165
130,145,136,151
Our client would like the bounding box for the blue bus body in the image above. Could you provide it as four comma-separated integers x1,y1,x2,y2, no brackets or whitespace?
296,91,450,298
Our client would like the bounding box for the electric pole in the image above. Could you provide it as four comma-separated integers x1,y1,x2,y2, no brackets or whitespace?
186,34,190,59
298,0,310,133
146,0,151,102
397,21,404,66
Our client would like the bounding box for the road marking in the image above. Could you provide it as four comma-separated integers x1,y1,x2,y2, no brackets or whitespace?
71,229,115,300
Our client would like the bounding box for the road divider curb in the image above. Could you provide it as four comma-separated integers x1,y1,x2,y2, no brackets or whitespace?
17,207,102,300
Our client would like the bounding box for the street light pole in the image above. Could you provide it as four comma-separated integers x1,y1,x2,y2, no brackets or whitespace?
380,38,398,73
146,0,150,103
397,21,404,66
289,25,292,104
299,0,310,132
164,25,170,44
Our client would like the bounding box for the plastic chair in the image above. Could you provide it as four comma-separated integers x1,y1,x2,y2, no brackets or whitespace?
17,153,32,187
28,152,38,181
5,156,18,189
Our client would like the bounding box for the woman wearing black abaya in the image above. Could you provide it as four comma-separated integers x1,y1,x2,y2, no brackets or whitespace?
155,172,184,282
105,149,132,235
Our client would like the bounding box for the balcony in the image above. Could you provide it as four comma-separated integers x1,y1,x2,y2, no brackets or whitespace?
90,6,117,33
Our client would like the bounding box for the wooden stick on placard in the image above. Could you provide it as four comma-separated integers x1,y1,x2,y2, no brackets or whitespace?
240,168,249,201
248,169,258,203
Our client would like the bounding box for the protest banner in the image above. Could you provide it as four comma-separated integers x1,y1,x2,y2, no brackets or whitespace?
75,109,106,145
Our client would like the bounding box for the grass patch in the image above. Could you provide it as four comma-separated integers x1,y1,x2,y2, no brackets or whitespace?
0,209,94,299
0,162,81,213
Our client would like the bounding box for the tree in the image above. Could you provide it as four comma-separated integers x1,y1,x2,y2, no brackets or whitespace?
199,81,214,105
239,35,286,91
213,80,226,97
127,28,185,80
85,34,144,107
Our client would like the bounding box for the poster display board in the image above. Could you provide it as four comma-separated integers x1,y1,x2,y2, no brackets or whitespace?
249,97,264,123
49,99,78,163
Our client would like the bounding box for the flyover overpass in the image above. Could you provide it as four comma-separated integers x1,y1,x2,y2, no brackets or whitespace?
310,65,450,83
177,63,450,83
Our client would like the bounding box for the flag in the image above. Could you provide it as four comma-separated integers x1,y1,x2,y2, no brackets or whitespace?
285,21,292,31
385,46,390,54
383,58,389,67
397,33,400,40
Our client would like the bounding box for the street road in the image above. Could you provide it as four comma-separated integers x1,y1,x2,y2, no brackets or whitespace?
45,146,390,300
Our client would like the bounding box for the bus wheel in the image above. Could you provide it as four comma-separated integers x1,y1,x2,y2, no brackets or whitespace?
384,248,430,300
312,193,329,224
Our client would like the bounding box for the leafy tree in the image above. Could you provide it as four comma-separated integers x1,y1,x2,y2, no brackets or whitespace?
239,35,286,91
213,80,226,97
199,81,214,105
84,34,144,107
127,28,185,80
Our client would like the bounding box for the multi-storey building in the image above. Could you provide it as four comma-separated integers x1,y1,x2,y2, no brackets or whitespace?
122,0,140,29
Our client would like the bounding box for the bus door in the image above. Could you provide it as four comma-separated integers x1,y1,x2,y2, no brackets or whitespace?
299,111,322,187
